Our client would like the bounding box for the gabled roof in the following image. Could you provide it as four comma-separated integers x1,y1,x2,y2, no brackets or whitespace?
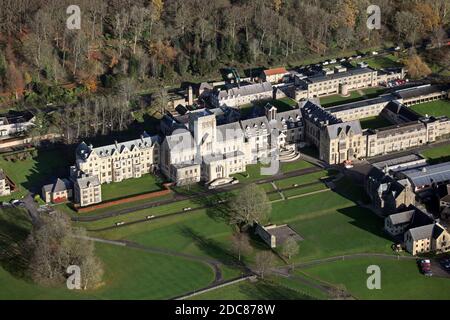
388,210,414,226
75,175,100,189
240,116,270,136
216,122,244,141
218,82,273,100
77,132,157,160
165,130,195,151
263,67,288,76
326,120,362,139
408,224,434,241
43,178,72,194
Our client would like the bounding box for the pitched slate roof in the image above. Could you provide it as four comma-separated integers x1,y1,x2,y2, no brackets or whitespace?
301,100,341,127
402,162,450,188
408,224,434,241
43,178,72,194
165,130,195,150
75,175,100,189
326,120,362,139
306,67,374,84
77,132,157,160
240,116,270,137
218,82,273,100
388,210,414,225
394,84,447,100
216,122,244,141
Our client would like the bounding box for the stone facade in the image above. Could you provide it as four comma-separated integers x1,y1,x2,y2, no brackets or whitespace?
0,169,10,197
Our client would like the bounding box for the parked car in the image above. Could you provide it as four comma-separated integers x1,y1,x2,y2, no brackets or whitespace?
183,207,192,211
440,258,450,271
146,215,155,220
217,199,227,204
372,51,379,55
115,221,125,226
10,199,20,206
419,259,433,276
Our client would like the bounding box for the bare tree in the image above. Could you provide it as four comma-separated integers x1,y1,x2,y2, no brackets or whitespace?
282,236,299,260
231,231,252,262
254,251,275,279
228,183,271,230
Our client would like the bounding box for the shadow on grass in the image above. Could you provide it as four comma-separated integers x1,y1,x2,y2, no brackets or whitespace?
337,206,391,242
238,279,317,300
173,185,235,223
179,226,246,270
0,208,32,279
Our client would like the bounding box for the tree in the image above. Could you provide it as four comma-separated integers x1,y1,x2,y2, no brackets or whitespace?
395,11,422,45
228,183,271,230
231,231,252,261
254,251,275,279
26,211,103,289
406,54,432,79
282,236,299,260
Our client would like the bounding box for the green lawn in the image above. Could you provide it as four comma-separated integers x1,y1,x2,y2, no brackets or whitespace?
302,257,450,299
0,206,216,300
93,173,393,266
1,242,215,300
191,277,319,300
76,197,221,230
421,143,450,165
351,54,403,69
0,148,72,201
359,116,393,130
282,183,328,198
231,160,315,183
101,174,164,202
275,170,329,189
320,91,363,107
410,99,450,118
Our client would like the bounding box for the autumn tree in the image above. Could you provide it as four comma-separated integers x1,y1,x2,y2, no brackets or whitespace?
26,211,103,289
228,183,271,231
406,54,432,79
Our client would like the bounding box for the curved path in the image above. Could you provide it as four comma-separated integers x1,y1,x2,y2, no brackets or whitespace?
72,166,322,223
80,235,251,286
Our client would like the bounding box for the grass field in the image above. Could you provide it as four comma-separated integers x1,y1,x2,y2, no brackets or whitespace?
275,170,329,189
93,172,392,266
191,277,321,300
321,87,389,108
410,100,450,118
231,159,314,183
421,144,450,164
101,174,164,201
302,257,450,299
359,116,393,130
0,242,215,300
282,183,328,198
0,148,72,201
350,54,403,69
320,91,363,107
0,206,216,300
